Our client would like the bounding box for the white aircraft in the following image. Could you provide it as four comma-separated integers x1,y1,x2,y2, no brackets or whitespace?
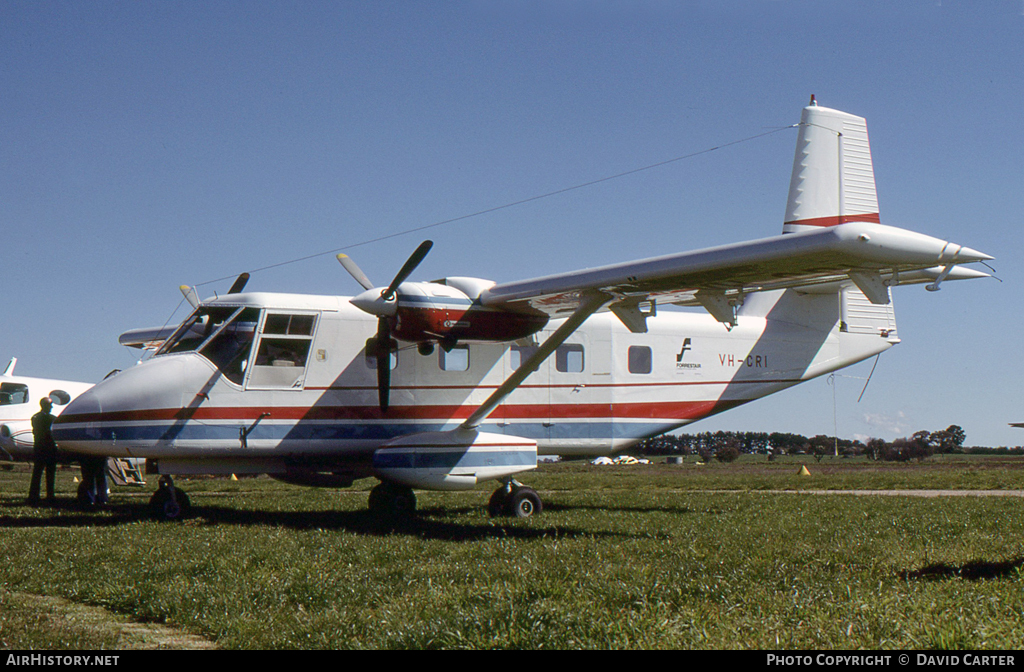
52,101,992,520
0,358,94,462
0,359,145,497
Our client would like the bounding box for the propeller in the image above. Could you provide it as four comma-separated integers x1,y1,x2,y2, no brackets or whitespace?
337,241,433,412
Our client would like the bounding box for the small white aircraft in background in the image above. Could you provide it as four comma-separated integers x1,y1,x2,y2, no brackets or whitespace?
52,101,992,520
0,358,93,461
0,359,145,495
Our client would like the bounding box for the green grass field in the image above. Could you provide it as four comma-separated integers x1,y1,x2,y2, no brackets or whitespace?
1,455,1023,649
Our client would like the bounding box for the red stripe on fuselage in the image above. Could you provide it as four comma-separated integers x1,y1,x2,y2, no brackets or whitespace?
784,213,881,227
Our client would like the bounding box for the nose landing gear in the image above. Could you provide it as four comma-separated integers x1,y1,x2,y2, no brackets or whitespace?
149,475,191,521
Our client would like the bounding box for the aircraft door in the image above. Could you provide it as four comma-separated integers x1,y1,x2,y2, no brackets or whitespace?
246,312,319,390
547,332,595,443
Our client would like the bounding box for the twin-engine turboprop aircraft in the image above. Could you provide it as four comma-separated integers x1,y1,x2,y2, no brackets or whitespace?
52,101,992,520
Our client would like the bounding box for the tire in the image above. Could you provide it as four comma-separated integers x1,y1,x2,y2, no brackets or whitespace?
508,487,542,518
149,486,191,521
368,482,416,518
488,487,510,517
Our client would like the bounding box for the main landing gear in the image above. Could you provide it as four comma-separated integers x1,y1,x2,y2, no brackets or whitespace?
149,475,191,521
366,479,543,519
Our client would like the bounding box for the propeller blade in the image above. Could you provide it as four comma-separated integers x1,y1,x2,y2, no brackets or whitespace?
228,273,250,294
382,240,433,301
179,285,200,309
376,319,393,413
337,253,375,291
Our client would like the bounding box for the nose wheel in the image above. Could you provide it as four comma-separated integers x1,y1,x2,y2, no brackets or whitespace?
488,481,542,518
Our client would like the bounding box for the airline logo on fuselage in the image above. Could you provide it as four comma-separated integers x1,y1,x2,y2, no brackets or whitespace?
676,338,701,371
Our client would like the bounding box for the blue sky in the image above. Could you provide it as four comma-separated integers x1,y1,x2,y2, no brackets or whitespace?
2,1,1022,447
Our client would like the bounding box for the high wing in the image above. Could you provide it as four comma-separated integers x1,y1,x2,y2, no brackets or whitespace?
479,221,990,329
460,101,993,429
458,220,989,431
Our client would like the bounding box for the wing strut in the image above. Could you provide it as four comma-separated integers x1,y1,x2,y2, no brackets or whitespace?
461,292,608,430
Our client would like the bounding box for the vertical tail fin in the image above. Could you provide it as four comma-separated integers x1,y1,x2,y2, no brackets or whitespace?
783,98,880,234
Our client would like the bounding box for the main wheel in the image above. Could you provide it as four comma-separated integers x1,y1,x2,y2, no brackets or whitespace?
488,487,510,517
368,482,417,518
508,487,542,518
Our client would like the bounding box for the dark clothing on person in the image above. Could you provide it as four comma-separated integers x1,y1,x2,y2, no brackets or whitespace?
78,455,108,506
29,408,58,503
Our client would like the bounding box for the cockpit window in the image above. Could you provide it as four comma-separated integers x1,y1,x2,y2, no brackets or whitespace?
157,307,238,356
0,383,29,405
199,308,259,385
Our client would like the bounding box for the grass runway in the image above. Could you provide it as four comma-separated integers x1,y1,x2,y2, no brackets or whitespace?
1,455,1023,649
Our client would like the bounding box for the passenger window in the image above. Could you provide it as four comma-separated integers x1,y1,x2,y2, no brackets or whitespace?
48,390,72,405
0,383,29,405
439,345,470,372
628,346,652,374
555,344,584,373
509,344,538,370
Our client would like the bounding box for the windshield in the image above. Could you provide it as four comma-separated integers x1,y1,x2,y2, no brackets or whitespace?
157,307,238,356
155,306,260,385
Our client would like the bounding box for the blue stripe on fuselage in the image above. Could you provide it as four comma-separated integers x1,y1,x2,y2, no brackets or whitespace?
53,419,668,444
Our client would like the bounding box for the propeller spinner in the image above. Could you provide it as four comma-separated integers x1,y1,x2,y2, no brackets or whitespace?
337,241,433,413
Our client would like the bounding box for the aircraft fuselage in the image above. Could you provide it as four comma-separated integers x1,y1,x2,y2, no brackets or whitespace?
53,288,896,478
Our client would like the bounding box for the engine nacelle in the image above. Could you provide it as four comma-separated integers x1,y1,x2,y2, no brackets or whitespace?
372,428,538,491
353,278,549,345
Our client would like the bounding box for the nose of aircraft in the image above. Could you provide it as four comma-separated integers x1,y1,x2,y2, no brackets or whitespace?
51,384,105,454
52,355,194,456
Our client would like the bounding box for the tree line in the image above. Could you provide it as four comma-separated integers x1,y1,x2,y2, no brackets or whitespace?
634,425,1021,463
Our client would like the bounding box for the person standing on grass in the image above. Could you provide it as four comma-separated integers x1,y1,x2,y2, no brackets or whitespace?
28,397,57,504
